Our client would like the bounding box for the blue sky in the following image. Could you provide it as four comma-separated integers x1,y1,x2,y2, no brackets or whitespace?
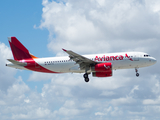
0,0,160,120
0,0,51,57
0,0,53,92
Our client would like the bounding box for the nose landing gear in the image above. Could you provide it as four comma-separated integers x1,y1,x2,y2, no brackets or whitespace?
135,68,139,77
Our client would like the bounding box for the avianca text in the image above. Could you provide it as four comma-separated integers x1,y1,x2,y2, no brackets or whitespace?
95,55,123,61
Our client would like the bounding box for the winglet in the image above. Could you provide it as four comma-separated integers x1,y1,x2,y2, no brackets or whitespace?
62,48,67,52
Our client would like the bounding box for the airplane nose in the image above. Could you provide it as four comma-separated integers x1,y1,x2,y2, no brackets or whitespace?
151,58,157,64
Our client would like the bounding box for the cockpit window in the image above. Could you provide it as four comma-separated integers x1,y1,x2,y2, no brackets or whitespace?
144,55,150,57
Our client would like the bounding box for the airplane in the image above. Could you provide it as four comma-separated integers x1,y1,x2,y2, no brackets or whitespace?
6,37,157,82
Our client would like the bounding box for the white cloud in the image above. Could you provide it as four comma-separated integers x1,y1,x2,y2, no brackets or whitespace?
40,0,160,55
95,106,123,117
143,97,160,105
129,85,139,96
111,96,137,106
7,76,30,97
0,42,17,91
28,72,55,81
24,98,31,103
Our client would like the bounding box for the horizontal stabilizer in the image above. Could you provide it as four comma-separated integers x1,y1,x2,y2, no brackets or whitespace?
7,59,27,66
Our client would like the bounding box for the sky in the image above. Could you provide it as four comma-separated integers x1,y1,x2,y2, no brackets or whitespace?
0,0,160,119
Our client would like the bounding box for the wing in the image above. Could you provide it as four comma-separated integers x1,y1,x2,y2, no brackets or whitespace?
62,49,97,70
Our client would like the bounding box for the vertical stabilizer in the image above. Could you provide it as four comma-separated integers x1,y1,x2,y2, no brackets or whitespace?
8,37,37,60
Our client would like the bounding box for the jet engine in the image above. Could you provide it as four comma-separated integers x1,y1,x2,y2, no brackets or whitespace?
91,63,112,77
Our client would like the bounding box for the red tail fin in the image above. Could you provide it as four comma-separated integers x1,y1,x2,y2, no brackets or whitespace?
8,37,38,60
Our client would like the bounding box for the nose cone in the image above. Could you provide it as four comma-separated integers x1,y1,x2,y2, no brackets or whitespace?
151,57,157,64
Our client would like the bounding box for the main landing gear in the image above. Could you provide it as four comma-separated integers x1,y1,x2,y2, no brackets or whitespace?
83,73,89,82
135,68,139,77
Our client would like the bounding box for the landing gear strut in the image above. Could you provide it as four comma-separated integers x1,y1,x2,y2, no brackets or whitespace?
83,73,89,82
135,68,139,77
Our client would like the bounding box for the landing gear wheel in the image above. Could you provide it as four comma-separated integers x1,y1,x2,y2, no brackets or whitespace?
83,73,88,78
85,78,89,82
135,68,139,77
136,73,139,77
83,73,89,82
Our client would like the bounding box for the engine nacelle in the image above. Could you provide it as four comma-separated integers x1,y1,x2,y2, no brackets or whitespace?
91,63,112,77
91,63,112,72
92,71,112,77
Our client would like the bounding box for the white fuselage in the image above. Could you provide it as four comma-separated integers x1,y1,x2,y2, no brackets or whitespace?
7,52,156,73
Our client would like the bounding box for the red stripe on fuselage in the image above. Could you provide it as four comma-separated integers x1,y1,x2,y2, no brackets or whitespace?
23,59,59,73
